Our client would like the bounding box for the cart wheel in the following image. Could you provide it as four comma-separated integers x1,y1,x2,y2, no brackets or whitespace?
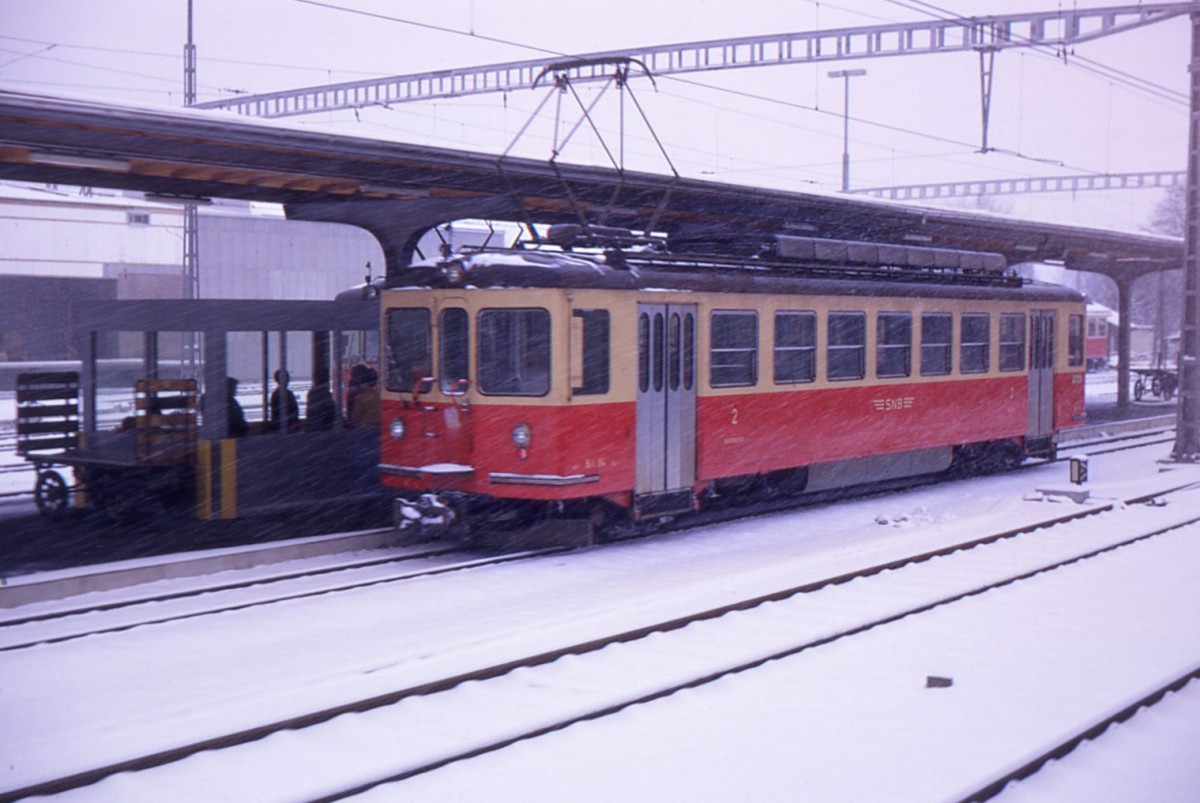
1134,379,1145,401
1152,375,1163,397
34,471,70,516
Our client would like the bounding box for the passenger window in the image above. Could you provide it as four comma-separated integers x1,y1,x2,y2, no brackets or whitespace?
774,311,816,384
572,309,610,395
920,313,953,376
477,308,551,396
1068,314,1084,368
1000,313,1027,372
638,313,650,393
710,311,758,387
876,312,912,379
960,314,990,374
827,311,866,381
668,312,681,391
385,308,431,393
439,308,469,394
683,313,695,391
653,313,665,392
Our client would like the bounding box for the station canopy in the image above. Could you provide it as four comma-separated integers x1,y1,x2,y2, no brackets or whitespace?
0,89,1183,279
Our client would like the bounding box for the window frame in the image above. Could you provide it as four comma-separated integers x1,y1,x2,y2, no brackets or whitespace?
1068,313,1085,368
385,307,432,393
960,313,991,375
709,310,759,388
438,307,470,394
1000,313,1027,372
827,311,867,382
773,310,817,384
476,307,552,397
920,312,954,377
875,311,912,379
571,309,611,396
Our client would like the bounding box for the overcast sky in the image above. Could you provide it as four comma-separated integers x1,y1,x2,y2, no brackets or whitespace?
0,1,1191,232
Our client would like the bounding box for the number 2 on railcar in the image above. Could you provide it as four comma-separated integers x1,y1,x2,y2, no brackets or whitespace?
377,230,1086,545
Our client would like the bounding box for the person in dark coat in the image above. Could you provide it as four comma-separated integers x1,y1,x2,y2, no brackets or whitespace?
346,365,380,429
305,380,337,431
268,368,300,432
226,377,249,438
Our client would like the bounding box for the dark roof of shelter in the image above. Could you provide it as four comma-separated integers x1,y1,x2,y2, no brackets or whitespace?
0,89,1183,280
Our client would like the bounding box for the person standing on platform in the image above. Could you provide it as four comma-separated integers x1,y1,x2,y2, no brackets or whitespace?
269,368,300,432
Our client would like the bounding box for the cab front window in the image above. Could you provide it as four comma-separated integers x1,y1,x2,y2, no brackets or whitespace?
478,308,551,396
385,308,432,392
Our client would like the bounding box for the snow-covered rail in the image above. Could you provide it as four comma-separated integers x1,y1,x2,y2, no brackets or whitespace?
0,546,560,652
6,479,1199,801
962,668,1200,802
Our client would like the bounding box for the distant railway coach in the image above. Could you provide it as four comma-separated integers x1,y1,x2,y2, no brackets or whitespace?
1086,303,1117,370
377,230,1086,544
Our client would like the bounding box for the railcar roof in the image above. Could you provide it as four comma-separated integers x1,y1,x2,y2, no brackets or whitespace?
384,249,1082,303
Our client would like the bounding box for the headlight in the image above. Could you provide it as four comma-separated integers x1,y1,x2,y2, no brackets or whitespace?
511,423,532,448
442,260,465,286
389,418,406,439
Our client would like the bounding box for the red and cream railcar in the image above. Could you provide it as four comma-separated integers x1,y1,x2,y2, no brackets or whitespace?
377,236,1086,542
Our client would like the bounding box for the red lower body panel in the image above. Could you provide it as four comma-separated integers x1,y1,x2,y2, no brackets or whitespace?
380,372,1082,504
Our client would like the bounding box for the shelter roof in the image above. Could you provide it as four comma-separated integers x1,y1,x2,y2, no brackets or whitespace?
0,89,1182,277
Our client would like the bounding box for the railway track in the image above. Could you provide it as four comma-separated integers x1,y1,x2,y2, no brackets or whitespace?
0,544,562,652
0,427,1182,653
961,669,1200,802
6,476,1198,801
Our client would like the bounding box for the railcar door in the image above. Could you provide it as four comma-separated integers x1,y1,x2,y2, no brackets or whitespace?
1027,309,1055,439
434,301,473,465
636,304,697,515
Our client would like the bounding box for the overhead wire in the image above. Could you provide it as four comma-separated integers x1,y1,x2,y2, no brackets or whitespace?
880,0,1188,106
289,0,1114,178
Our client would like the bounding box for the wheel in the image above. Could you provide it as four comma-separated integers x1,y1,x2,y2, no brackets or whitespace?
34,471,70,516
1134,379,1145,401
1151,375,1163,397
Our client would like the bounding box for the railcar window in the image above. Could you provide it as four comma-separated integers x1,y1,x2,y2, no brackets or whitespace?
827,311,866,381
653,312,665,392
439,308,469,394
638,313,650,393
1000,313,1027,372
668,312,682,391
683,313,695,391
385,308,432,393
1068,314,1085,367
920,313,953,376
572,309,610,395
710,311,758,387
876,312,912,379
960,314,990,374
774,311,816,384
477,308,551,396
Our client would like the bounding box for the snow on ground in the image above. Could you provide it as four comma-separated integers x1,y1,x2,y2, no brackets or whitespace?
371,520,1200,803
1,441,1198,800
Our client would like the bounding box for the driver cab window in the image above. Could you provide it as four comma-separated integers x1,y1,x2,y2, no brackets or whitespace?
385,308,431,392
478,308,551,396
439,308,469,394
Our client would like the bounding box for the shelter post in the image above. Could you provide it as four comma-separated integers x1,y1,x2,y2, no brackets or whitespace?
1174,8,1200,460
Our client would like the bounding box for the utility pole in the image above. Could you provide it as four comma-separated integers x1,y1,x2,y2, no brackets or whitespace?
1174,6,1200,460
829,69,866,192
183,0,200,371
